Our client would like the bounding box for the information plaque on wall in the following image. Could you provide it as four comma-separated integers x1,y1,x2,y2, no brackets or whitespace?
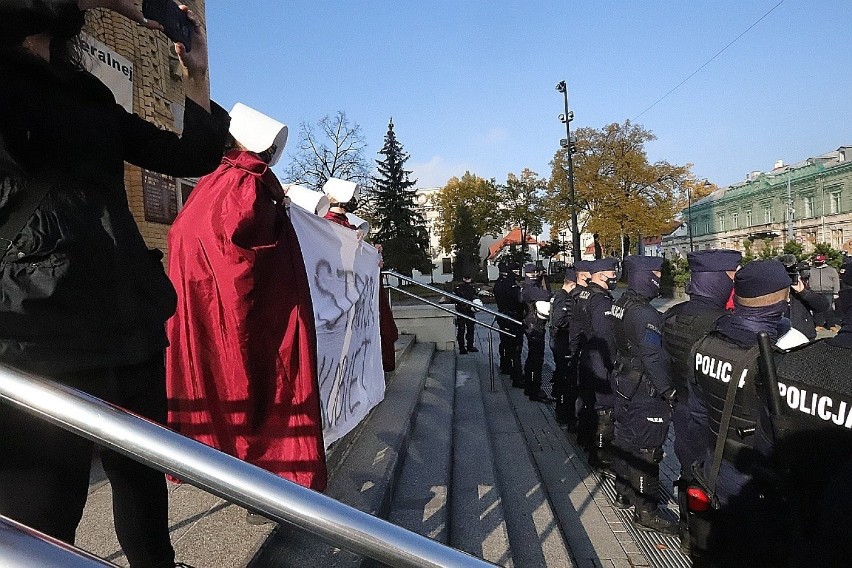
142,170,178,224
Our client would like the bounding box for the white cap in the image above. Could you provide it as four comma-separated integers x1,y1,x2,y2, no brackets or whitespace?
229,103,288,167
776,327,810,350
346,213,370,234
286,184,330,217
535,300,551,319
323,178,359,204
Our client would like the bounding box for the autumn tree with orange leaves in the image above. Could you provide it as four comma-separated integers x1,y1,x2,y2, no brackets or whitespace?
546,120,713,257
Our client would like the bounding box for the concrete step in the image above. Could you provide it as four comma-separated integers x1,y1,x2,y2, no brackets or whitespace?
385,350,456,544
249,341,436,567
451,354,513,566
471,353,576,568
74,335,419,568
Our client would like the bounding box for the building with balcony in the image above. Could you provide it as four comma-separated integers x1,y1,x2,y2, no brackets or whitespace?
663,146,852,258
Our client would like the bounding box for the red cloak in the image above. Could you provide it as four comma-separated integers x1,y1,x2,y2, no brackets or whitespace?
166,150,327,491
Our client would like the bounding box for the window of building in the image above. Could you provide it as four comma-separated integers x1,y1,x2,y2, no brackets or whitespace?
745,209,752,226
441,258,453,274
763,203,772,224
831,191,842,214
832,229,844,248
803,195,814,218
731,211,738,228
718,213,726,232
704,217,710,235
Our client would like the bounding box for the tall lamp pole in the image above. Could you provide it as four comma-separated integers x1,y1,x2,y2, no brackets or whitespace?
556,81,581,261
687,183,694,252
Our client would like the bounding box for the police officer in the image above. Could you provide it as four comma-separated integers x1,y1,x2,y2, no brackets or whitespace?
454,274,479,354
576,257,619,470
494,262,512,372
688,260,793,564
766,270,852,567
550,266,578,425
521,263,553,402
662,250,740,543
608,256,678,534
561,260,594,429
495,262,525,386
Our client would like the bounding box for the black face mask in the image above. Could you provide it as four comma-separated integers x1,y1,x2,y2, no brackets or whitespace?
605,277,618,291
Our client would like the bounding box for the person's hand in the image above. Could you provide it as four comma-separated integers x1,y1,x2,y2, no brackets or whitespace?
174,6,208,81
792,280,805,293
77,0,162,31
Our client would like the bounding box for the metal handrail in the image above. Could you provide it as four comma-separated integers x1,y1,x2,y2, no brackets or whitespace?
0,516,114,567
389,283,513,337
0,365,497,568
382,269,523,326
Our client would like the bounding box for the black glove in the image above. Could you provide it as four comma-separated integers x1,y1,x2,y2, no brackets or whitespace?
661,388,678,406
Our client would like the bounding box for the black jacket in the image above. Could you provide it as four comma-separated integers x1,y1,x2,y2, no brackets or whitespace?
788,287,830,341
453,281,478,315
0,48,229,373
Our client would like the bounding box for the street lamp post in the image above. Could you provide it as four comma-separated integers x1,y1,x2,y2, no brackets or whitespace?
556,81,581,262
687,183,694,252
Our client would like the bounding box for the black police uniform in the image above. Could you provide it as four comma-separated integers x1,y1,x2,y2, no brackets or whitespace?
664,298,728,475
494,269,524,383
551,285,580,424
610,285,677,534
576,280,616,463
521,272,552,400
454,279,478,353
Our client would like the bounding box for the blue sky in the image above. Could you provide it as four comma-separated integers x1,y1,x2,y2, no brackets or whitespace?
206,1,851,190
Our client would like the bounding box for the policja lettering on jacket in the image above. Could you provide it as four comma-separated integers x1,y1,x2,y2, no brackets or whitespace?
694,352,748,388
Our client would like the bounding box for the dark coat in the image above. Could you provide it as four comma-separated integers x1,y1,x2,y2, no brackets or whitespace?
0,48,229,373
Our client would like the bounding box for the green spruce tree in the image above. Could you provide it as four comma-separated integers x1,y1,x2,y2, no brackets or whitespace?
452,203,481,280
371,119,430,276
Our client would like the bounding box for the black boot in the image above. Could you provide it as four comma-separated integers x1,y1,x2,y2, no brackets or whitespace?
467,345,479,353
613,493,632,510
632,509,678,535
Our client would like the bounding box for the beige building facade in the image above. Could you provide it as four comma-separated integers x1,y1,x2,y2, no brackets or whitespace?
82,2,206,264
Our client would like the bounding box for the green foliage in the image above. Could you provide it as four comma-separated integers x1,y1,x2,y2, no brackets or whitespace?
782,240,805,261
371,119,430,276
757,238,779,260
452,203,481,280
496,244,530,267
538,240,563,260
497,169,546,253
742,239,754,265
435,173,503,253
812,243,844,270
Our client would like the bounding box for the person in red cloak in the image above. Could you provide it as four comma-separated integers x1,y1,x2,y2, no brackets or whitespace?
166,103,327,501
321,179,400,371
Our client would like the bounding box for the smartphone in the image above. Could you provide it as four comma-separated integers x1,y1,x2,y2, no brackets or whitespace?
142,0,193,52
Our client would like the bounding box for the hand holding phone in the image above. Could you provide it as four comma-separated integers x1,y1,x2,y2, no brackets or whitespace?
142,0,193,52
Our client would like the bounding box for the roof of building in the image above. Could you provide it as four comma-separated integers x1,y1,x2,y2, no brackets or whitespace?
486,227,541,260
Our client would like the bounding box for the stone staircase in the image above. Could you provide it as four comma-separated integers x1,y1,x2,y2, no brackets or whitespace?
76,312,692,567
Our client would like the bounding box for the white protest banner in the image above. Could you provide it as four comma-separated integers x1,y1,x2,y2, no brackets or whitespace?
79,34,134,112
288,205,385,448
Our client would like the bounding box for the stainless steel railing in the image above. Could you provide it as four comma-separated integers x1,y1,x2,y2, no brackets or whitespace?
0,364,497,568
0,516,114,567
382,270,523,390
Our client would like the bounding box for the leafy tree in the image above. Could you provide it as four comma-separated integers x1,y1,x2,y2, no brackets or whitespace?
434,172,503,252
782,240,805,260
742,238,754,265
283,111,371,191
452,203,481,280
538,240,563,263
495,244,530,268
812,242,844,270
758,238,779,260
370,119,430,276
497,168,546,255
546,120,700,257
